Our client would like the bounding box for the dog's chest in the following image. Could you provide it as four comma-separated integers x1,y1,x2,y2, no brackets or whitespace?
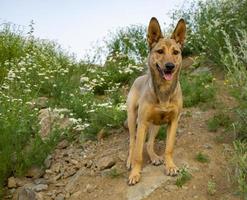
148,105,176,125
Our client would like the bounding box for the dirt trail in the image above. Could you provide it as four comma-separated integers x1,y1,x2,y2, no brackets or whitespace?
5,79,240,200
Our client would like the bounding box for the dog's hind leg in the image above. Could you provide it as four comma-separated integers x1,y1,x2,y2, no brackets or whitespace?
147,125,163,165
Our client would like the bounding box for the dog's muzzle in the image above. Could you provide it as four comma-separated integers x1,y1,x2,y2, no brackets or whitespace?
156,63,175,81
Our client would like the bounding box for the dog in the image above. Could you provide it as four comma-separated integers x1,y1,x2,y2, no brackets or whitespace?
126,17,186,185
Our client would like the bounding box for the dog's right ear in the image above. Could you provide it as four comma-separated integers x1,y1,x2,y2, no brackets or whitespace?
147,17,163,49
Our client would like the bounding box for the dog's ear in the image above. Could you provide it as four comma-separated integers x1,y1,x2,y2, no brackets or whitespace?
147,17,163,49
171,19,186,48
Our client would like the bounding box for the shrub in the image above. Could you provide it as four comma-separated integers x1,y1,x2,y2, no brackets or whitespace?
180,72,216,107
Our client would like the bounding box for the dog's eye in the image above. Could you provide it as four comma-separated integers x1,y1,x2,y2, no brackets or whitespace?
173,50,180,55
156,49,164,54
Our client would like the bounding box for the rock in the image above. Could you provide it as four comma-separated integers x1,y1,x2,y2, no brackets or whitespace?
26,166,44,179
182,56,195,69
97,129,106,142
70,191,82,200
127,165,172,200
31,97,49,109
57,140,69,149
165,184,178,192
65,168,85,193
17,188,36,200
38,108,72,139
191,66,211,75
15,177,30,187
34,178,47,185
83,184,95,193
8,177,17,188
118,151,127,162
55,193,65,200
70,159,78,165
203,143,213,149
84,160,93,168
44,155,52,169
96,156,116,170
32,184,48,192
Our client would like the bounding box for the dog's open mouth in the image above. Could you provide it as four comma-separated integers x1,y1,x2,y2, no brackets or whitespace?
156,64,174,81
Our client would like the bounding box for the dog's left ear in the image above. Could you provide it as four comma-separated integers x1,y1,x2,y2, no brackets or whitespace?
171,19,186,48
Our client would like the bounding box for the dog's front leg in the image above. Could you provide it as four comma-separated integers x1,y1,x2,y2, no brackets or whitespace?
164,118,179,176
128,122,148,185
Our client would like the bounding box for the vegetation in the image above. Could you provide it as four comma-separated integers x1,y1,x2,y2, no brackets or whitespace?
175,167,192,187
195,152,210,163
207,180,216,195
207,112,232,132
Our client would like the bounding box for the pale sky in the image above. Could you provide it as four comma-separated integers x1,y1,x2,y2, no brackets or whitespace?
1,0,187,59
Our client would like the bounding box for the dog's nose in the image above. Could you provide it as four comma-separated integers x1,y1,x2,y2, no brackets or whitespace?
165,62,175,70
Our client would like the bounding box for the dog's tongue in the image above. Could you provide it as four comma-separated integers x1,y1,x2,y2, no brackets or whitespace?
163,73,173,81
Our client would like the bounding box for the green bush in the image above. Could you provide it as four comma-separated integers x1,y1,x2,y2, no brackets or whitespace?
207,112,232,132
180,72,216,107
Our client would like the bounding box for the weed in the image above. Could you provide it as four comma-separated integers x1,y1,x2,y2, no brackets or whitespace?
180,72,216,108
157,126,167,140
175,167,192,187
195,152,210,163
207,180,216,195
232,141,247,198
207,112,232,132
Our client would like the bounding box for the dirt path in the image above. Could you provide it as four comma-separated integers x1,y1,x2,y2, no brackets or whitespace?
5,79,240,200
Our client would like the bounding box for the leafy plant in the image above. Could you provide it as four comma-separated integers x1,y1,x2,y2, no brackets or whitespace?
175,167,192,187
195,152,210,163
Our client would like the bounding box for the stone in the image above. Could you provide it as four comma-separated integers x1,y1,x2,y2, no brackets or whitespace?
32,184,48,192
84,160,93,168
8,177,17,188
191,66,211,75
54,193,65,200
31,97,49,109
38,108,72,139
15,177,30,187
70,191,82,200
26,166,44,179
65,168,85,193
57,140,69,149
96,156,116,170
165,184,178,192
126,165,172,200
34,178,47,185
203,143,213,149
83,184,95,193
44,155,52,169
97,129,106,142
17,188,36,200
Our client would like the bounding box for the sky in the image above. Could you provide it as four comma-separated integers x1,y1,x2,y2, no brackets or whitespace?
0,0,187,59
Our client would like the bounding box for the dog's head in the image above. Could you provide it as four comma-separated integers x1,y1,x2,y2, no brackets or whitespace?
147,17,186,81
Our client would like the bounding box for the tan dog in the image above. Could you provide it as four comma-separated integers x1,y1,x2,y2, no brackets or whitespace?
126,17,186,185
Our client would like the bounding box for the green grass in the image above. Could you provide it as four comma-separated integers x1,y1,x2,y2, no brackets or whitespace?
207,180,217,195
232,141,247,198
195,152,210,163
157,126,167,140
180,72,216,108
207,112,232,132
175,167,192,187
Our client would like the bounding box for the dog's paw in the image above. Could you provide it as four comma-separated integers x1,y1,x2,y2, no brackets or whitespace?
150,155,164,166
128,172,141,185
165,164,179,176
